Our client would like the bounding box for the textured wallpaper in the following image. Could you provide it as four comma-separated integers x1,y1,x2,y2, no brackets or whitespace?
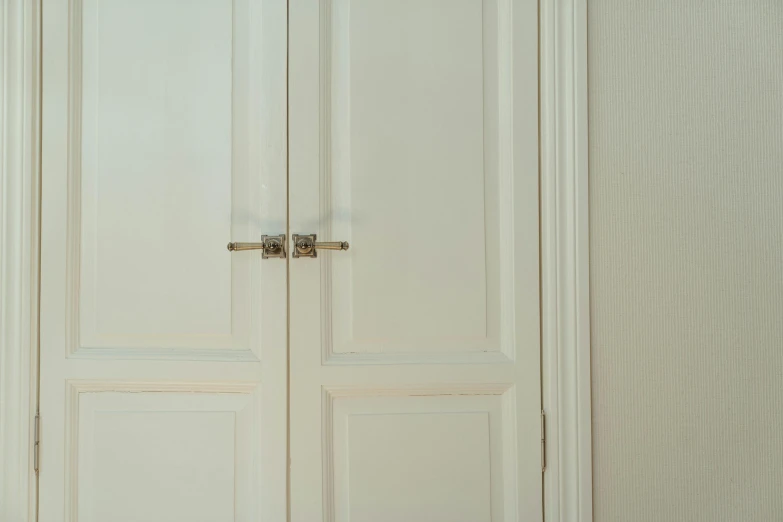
588,2,783,521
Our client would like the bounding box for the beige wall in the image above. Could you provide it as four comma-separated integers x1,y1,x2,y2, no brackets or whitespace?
588,2,783,521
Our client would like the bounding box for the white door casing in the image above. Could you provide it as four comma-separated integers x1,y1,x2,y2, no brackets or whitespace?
288,1,542,521
38,0,288,520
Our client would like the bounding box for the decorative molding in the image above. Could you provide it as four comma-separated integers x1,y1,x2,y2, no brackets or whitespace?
321,383,515,522
323,382,513,400
318,0,517,366
0,0,40,521
64,0,82,359
63,0,254,362
496,0,517,365
318,0,336,368
64,381,80,522
320,386,336,522
65,380,260,395
323,351,511,366
63,380,259,521
68,347,260,362
500,385,520,522
540,0,593,521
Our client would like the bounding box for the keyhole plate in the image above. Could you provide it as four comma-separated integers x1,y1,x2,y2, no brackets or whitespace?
261,234,287,259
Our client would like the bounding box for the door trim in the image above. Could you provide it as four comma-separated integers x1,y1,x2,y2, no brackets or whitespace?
540,0,593,521
0,0,41,520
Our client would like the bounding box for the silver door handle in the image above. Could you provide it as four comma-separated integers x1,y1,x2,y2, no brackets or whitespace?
292,234,349,258
227,234,286,259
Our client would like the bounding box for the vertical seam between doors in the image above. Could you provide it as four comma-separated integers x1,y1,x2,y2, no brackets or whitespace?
285,1,291,521
35,0,44,517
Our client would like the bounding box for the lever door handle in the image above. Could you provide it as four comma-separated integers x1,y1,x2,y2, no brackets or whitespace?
227,234,286,259
292,234,349,258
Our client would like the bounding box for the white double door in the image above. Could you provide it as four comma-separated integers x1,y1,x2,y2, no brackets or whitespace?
39,0,541,520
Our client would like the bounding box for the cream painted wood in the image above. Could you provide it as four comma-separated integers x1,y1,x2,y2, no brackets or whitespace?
289,1,541,521
0,0,40,519
5,1,589,520
540,0,593,520
38,0,287,520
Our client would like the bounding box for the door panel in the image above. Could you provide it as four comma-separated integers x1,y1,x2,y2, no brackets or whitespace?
316,0,522,364
67,0,273,360
289,1,541,521
326,387,513,522
325,0,488,359
73,385,260,522
78,0,234,351
39,0,287,519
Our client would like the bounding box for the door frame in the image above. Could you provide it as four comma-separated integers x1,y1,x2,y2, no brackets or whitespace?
540,0,593,521
1,0,41,519
0,0,592,520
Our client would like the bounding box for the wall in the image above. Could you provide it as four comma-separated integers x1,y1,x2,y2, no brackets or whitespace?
588,2,783,521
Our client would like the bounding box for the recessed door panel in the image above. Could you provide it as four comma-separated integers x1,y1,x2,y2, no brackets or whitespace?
73,386,259,522
325,390,515,522
317,0,521,364
80,0,235,349
329,0,486,349
64,0,271,359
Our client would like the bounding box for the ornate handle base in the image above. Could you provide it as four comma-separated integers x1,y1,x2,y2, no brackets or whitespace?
292,234,349,258
227,234,286,259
